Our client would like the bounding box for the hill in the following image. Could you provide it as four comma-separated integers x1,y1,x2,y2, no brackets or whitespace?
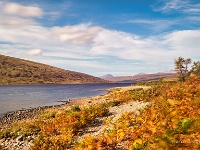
0,54,107,85
101,72,177,83
100,74,114,79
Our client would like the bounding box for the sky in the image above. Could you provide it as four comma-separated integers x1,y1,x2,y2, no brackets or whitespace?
0,0,200,76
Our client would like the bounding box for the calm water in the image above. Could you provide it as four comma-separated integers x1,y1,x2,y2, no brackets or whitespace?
0,83,131,115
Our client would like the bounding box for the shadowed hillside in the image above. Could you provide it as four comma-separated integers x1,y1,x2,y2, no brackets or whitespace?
0,54,107,85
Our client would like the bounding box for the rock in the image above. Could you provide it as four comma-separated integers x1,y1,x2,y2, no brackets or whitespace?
16,135,24,142
0,135,35,150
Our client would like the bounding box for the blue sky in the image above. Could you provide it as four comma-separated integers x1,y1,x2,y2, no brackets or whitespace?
0,0,200,76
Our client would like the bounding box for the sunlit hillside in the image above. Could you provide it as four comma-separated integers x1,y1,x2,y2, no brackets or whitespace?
0,54,107,85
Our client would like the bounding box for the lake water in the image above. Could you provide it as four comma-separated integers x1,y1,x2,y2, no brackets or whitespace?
0,83,132,116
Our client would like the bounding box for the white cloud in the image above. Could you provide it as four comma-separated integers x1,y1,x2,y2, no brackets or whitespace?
153,0,187,13
186,16,200,22
153,0,200,15
91,29,156,60
0,17,199,71
91,28,200,63
162,0,184,12
3,3,43,17
0,25,49,44
51,24,102,44
33,59,109,70
183,5,200,14
126,19,178,32
26,49,43,56
0,16,36,27
162,30,200,55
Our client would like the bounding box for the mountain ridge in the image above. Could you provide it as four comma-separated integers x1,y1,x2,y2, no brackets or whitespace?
100,72,177,82
0,54,107,85
100,74,114,79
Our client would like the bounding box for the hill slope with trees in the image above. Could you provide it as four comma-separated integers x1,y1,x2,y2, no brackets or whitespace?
0,54,107,85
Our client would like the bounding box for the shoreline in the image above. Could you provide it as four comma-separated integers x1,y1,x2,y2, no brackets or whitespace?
0,87,112,128
0,81,114,86
0,104,67,129
0,85,143,129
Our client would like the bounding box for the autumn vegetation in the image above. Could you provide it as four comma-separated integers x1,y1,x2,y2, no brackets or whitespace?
75,77,200,149
0,57,200,149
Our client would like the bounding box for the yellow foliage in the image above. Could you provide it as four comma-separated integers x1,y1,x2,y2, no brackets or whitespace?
167,99,179,106
117,129,125,140
134,138,143,145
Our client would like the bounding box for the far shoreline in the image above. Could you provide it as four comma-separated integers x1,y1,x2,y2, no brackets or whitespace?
0,81,113,86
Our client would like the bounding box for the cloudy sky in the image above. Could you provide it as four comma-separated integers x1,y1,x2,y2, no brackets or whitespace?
0,0,200,76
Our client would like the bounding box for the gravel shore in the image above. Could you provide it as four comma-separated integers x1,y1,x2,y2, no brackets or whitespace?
0,104,67,129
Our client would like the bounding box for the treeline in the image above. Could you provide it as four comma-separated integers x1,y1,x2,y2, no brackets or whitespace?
174,57,200,81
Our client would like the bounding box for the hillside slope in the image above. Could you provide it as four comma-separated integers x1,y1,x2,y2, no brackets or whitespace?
0,54,107,85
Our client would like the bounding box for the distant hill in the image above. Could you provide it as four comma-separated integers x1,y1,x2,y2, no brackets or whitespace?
100,72,177,83
100,74,114,79
0,54,107,85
